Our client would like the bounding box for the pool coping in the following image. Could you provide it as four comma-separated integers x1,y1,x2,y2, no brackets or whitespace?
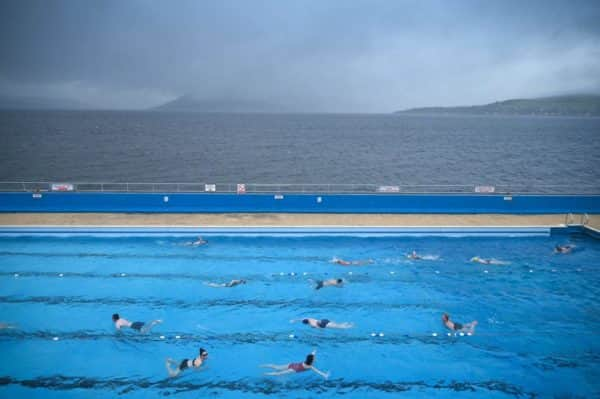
0,224,597,238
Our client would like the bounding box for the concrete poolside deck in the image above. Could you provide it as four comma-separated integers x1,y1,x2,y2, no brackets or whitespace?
0,213,598,230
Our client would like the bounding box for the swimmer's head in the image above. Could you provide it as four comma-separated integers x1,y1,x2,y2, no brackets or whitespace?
240,279,246,284
302,319,309,324
305,354,315,365
199,348,208,358
471,257,479,262
336,278,343,284
112,313,120,321
442,313,449,322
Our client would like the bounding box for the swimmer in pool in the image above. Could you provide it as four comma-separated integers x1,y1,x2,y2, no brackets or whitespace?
554,244,574,254
166,348,208,377
205,279,246,288
291,318,353,329
407,251,423,260
332,257,373,266
261,350,329,379
183,236,207,246
314,278,344,290
442,313,477,334
112,313,162,333
471,256,508,265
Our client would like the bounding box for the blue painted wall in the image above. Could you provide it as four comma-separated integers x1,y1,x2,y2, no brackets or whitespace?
0,192,599,214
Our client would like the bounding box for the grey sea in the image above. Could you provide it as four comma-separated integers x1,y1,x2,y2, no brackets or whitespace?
1,111,599,191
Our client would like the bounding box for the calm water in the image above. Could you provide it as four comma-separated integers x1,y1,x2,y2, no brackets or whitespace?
1,111,599,188
0,234,598,398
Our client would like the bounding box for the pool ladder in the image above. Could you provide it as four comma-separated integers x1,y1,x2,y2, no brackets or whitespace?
564,213,589,226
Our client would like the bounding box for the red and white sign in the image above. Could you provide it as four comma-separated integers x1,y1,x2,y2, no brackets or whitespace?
237,184,246,194
377,185,400,193
51,183,74,192
474,186,495,193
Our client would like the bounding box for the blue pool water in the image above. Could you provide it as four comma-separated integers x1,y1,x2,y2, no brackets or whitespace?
0,233,599,398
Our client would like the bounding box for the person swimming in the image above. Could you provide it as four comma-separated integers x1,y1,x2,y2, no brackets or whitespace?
332,257,373,266
471,256,508,265
407,251,422,260
112,313,162,333
291,317,353,329
166,348,208,377
261,350,329,379
205,279,246,288
183,236,207,246
314,278,344,290
554,244,574,254
442,313,478,334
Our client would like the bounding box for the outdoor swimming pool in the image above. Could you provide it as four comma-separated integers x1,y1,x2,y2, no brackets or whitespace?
0,232,598,398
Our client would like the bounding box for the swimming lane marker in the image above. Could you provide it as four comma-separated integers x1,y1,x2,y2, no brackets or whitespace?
52,337,59,341
484,270,489,274
160,335,166,340
432,333,438,337
13,273,19,278
59,273,64,277
289,334,295,339
175,335,181,339
120,273,127,277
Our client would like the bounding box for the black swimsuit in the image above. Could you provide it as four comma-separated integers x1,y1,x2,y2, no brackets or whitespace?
318,319,330,328
179,359,189,371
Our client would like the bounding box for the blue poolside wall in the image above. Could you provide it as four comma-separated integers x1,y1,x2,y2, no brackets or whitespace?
0,192,599,214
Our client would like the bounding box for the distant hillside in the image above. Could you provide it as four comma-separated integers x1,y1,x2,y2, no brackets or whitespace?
153,95,286,113
396,95,600,117
0,95,89,110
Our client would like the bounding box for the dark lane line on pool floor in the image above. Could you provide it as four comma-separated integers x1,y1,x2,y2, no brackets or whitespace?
0,374,539,397
0,295,442,310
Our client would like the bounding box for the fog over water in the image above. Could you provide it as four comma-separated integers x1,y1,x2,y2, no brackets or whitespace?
0,0,599,112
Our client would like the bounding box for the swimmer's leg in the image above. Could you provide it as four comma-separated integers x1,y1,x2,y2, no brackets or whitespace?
141,319,162,333
205,282,225,288
165,358,181,377
327,322,353,329
463,321,478,334
260,364,288,371
264,369,295,376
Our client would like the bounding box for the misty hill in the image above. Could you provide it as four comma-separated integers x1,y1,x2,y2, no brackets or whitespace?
396,95,600,117
0,95,89,110
153,95,287,113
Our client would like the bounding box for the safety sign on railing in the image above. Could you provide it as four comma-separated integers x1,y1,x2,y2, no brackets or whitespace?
474,186,495,193
237,184,246,194
377,185,400,193
51,183,74,192
204,184,216,192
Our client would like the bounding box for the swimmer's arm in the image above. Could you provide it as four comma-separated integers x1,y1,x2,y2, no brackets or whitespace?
310,366,330,379
204,282,225,287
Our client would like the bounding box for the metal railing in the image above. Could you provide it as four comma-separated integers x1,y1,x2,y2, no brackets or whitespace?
0,181,599,195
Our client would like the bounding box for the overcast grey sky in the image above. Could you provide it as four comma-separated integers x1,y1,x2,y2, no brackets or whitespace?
1,0,599,112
